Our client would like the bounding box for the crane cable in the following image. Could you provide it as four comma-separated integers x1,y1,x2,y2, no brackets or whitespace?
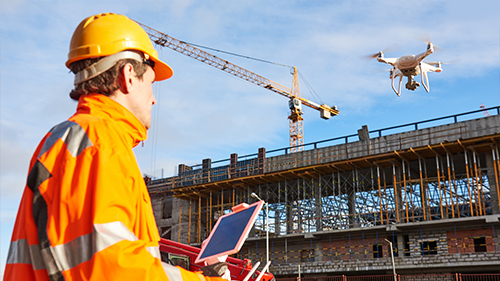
150,46,163,179
297,70,324,106
187,41,323,105
147,42,326,178
183,41,293,68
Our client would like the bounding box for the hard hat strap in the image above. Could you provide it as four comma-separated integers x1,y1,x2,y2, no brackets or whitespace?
74,51,146,85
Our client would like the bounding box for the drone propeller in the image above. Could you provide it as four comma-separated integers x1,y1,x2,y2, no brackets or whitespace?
370,68,392,74
416,34,444,52
430,43,444,52
416,33,437,45
426,60,458,66
362,44,401,60
364,51,383,60
426,61,442,67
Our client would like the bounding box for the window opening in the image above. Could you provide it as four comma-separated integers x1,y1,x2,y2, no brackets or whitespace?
474,237,486,252
403,235,410,257
373,243,383,258
420,240,437,255
300,249,310,262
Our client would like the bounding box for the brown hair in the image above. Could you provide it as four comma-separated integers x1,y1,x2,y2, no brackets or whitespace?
69,58,149,101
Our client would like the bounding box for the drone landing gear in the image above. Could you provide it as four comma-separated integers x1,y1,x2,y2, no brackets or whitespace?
405,76,420,91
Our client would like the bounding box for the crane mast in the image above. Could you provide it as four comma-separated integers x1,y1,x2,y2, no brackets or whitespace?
135,21,339,152
289,67,303,152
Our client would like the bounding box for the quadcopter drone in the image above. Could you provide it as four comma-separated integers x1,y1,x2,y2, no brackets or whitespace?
373,43,443,96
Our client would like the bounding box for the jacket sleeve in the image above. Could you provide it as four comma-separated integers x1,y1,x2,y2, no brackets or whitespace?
44,135,225,281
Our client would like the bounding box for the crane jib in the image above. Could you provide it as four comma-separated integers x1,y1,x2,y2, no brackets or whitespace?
134,20,339,152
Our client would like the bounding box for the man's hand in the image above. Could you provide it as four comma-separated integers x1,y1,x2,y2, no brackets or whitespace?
200,262,228,277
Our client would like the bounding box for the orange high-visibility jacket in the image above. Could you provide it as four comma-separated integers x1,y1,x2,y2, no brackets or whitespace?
5,94,220,281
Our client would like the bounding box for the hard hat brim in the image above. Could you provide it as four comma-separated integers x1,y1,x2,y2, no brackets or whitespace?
152,57,173,81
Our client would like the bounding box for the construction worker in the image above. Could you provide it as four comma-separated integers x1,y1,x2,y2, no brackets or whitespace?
4,13,226,281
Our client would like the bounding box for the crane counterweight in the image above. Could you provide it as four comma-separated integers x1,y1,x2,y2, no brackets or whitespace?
320,105,332,119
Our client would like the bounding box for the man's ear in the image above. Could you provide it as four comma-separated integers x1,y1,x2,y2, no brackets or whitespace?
120,63,136,94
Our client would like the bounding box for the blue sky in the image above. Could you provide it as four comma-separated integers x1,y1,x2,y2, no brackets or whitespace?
1,0,499,276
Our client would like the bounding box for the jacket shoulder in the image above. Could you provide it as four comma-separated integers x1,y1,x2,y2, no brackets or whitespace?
68,114,122,145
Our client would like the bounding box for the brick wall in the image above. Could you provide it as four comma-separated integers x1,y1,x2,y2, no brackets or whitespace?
446,228,495,254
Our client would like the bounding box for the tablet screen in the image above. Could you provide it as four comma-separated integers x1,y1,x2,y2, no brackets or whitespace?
195,201,264,263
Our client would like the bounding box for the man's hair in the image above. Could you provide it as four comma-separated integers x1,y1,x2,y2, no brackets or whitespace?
69,58,149,101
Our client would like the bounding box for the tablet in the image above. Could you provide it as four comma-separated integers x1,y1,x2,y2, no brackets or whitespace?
195,200,264,264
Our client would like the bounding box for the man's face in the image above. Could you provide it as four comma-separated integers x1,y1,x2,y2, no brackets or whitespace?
129,66,157,130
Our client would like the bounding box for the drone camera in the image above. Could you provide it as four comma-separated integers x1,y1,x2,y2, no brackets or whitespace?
406,80,420,91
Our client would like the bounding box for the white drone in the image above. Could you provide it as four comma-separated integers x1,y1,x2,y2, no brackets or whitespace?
373,43,443,96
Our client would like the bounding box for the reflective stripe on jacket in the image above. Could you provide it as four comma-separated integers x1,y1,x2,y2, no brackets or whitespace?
4,94,218,281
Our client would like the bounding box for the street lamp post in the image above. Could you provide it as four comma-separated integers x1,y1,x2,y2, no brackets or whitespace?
251,192,269,271
385,239,397,281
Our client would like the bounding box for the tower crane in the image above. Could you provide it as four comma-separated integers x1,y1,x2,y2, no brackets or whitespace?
135,21,339,152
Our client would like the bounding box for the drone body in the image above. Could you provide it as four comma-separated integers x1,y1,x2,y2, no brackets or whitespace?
376,43,442,96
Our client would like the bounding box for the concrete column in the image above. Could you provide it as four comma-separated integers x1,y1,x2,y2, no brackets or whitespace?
171,197,191,243
297,200,303,234
420,157,430,220
285,180,292,235
349,188,357,227
230,153,238,178
178,164,192,175
287,203,294,234
314,241,322,262
150,195,162,233
396,234,405,257
358,125,371,155
392,164,403,223
315,178,323,231
258,148,266,174
494,224,500,253
274,208,280,236
202,158,211,183
486,150,500,214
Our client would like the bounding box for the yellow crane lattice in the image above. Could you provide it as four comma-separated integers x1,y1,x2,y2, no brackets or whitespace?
136,21,339,152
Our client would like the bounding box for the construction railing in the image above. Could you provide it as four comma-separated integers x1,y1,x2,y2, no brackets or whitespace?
240,236,500,264
277,274,500,281
146,106,500,192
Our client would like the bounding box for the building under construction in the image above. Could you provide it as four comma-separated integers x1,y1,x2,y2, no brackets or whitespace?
147,107,500,277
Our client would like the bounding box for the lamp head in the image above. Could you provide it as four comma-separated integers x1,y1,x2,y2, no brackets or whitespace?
251,193,261,200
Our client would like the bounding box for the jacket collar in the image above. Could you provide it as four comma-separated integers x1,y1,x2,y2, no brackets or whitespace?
76,94,147,147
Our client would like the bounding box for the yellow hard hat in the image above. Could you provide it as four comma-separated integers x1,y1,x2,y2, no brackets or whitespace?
66,13,173,81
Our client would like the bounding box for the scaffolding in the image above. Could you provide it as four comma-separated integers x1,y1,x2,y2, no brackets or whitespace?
162,137,499,244
147,108,500,274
